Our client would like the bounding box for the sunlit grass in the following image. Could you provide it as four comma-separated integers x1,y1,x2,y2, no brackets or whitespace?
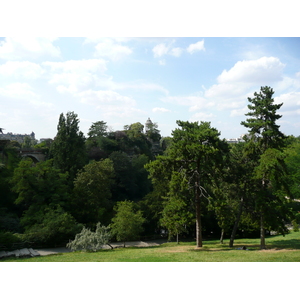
2,231,300,262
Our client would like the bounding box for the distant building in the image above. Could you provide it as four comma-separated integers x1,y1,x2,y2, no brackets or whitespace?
0,131,37,145
145,117,153,134
226,134,246,144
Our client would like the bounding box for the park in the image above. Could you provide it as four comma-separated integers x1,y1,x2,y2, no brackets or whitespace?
2,230,300,262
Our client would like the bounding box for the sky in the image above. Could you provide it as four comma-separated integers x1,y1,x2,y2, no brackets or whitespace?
0,37,300,141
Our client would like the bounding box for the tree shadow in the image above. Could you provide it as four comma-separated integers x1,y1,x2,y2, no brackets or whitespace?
266,239,300,250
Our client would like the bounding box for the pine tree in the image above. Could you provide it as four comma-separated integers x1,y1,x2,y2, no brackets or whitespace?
241,86,291,249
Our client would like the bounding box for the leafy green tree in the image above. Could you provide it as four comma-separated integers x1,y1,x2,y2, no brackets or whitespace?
168,120,228,247
22,205,81,246
10,159,70,230
88,121,108,139
110,200,145,247
241,86,292,249
22,136,33,148
284,137,300,199
71,159,115,227
109,151,136,202
50,111,87,183
160,172,193,243
145,121,161,142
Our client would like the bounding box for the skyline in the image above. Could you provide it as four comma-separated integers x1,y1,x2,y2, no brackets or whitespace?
1,37,300,140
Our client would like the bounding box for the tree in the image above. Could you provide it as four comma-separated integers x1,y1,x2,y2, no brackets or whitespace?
10,159,70,230
71,159,115,227
109,151,136,202
50,111,87,183
110,200,145,247
146,120,228,247
145,121,161,142
241,86,292,249
87,121,108,139
160,172,194,243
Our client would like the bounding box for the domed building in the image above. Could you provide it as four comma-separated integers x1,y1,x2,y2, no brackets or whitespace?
145,117,153,134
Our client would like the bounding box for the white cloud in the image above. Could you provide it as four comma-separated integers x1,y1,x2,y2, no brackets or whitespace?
274,92,300,108
0,37,61,60
152,42,183,59
205,83,247,100
217,56,285,84
94,39,132,61
0,82,39,99
79,90,136,107
0,61,44,79
230,106,248,117
170,47,183,57
78,89,144,119
152,43,170,58
42,59,107,93
190,112,215,122
187,40,205,54
152,107,171,113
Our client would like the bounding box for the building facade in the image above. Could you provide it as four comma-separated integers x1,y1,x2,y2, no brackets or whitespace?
0,131,37,145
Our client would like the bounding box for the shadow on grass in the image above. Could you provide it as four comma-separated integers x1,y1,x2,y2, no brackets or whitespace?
266,239,300,249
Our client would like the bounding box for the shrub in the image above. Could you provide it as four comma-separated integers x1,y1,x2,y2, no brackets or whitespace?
292,219,299,232
66,222,111,252
0,231,22,249
23,205,82,247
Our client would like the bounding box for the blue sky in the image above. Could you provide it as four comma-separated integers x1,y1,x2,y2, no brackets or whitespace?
0,37,300,140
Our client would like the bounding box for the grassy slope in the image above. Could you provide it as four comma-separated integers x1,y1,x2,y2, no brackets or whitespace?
2,231,300,262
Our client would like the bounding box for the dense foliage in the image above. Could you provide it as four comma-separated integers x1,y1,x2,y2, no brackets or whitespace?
1,89,300,249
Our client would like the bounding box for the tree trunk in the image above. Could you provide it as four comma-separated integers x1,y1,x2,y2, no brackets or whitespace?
176,233,179,244
229,197,244,247
220,228,224,244
195,200,202,247
195,160,202,248
260,214,266,249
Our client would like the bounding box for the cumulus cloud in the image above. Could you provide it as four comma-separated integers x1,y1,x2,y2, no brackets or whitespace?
203,56,286,112
152,43,170,58
94,39,132,61
217,56,285,84
187,40,205,54
152,42,184,60
0,37,61,60
274,92,300,108
0,61,44,79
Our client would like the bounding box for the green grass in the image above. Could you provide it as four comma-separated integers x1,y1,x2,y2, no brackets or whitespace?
2,231,300,262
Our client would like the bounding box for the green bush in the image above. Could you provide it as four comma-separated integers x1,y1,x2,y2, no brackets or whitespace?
23,206,83,247
0,231,22,249
292,219,299,232
67,223,111,252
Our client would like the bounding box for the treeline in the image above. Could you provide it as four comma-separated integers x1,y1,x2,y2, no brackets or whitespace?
1,86,300,250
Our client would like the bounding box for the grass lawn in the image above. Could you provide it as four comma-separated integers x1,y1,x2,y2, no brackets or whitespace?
2,231,300,262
